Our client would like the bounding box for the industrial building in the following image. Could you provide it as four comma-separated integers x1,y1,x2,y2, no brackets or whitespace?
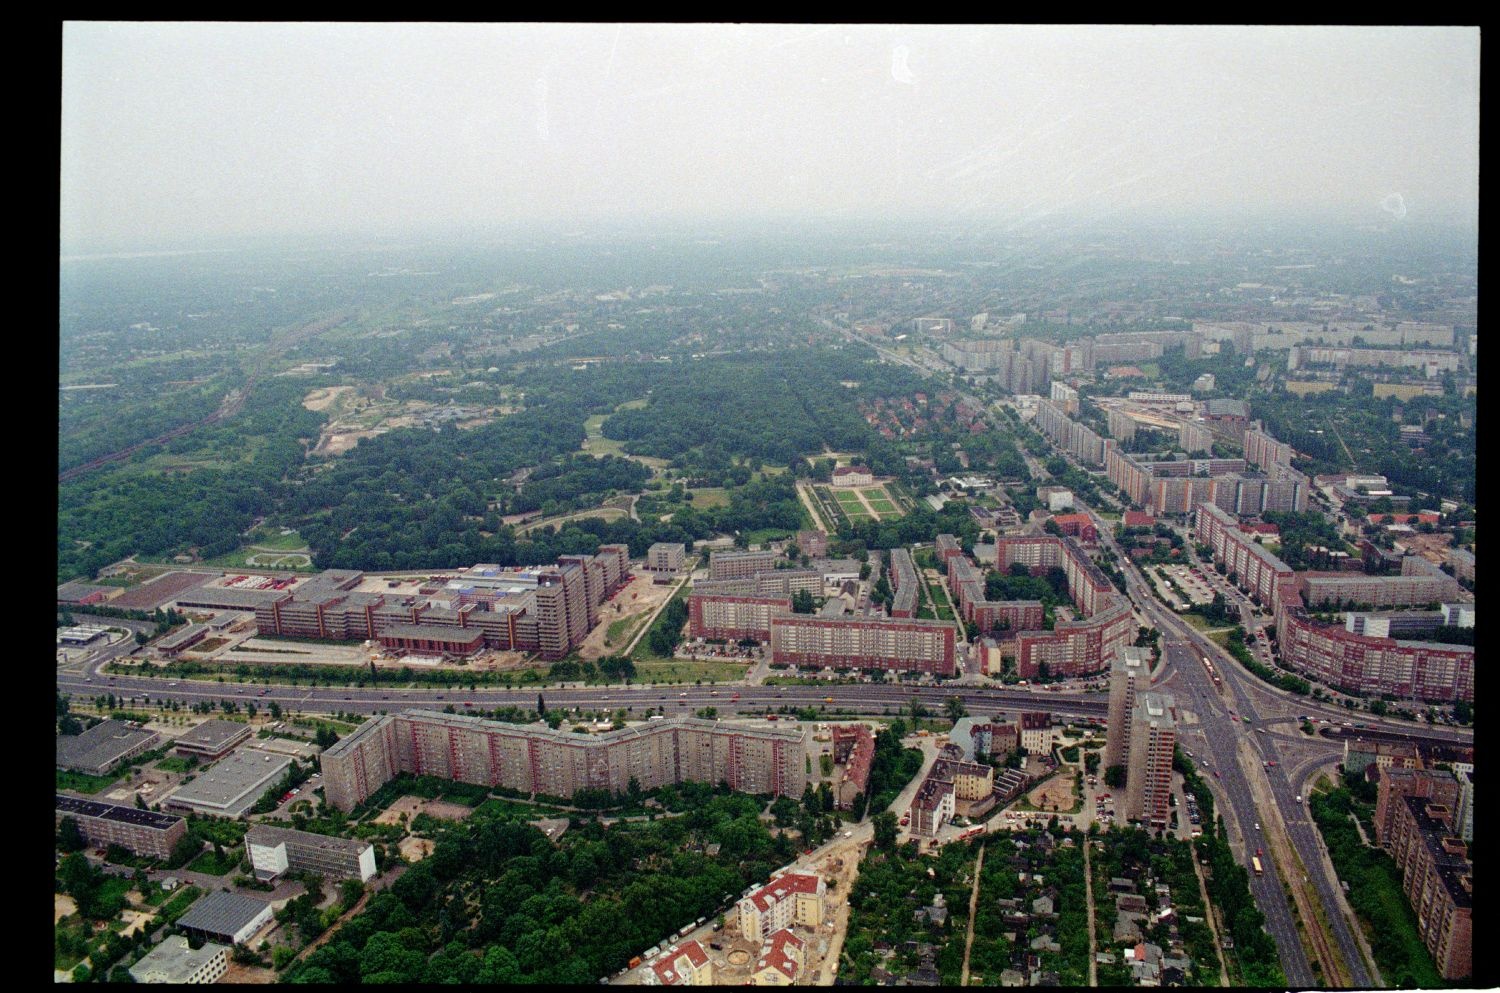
320,712,807,812
174,890,275,946
54,794,187,860
163,748,293,819
56,720,161,776
245,824,376,882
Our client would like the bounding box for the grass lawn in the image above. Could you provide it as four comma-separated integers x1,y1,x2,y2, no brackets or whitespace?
249,530,308,551
1181,613,1235,634
153,755,198,773
686,487,730,509
617,398,649,411
473,797,571,820
832,490,863,504
603,614,647,648
57,769,118,794
187,848,241,876
156,885,204,926
1207,630,1232,649
743,527,797,546
632,659,748,684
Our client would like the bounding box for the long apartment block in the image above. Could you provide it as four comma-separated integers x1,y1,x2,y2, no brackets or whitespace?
1195,502,1297,611
688,593,792,642
55,794,187,859
320,711,807,812
768,615,955,675
940,533,1133,677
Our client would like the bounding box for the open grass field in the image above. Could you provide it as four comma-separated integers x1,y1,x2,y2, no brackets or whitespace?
632,659,749,684
687,487,730,509
57,769,118,794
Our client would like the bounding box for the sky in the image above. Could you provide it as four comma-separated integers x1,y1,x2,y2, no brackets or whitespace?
60,23,1480,249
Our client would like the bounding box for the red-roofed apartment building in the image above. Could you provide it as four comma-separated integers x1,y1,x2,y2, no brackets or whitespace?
750,928,806,985
738,872,826,943
645,939,712,986
1050,513,1099,543
831,725,875,810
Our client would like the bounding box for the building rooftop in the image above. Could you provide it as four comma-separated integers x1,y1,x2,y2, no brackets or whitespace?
650,939,709,985
128,935,228,984
175,890,273,939
174,719,253,753
744,871,823,914
756,928,804,981
55,793,184,831
56,720,160,773
166,749,292,812
245,823,373,858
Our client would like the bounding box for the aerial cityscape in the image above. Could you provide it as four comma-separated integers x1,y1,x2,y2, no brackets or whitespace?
58,22,1476,988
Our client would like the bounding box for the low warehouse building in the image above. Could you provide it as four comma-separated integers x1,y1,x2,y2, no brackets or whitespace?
174,890,274,946
163,749,292,819
56,720,162,776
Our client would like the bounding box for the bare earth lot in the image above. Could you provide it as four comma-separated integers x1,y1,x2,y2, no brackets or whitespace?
373,795,476,826
578,571,677,660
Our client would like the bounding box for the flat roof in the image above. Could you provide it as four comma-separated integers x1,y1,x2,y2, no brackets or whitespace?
175,890,273,938
56,792,184,830
379,623,486,644
157,623,208,650
166,749,292,811
56,720,159,772
245,823,372,857
129,935,228,984
175,719,253,751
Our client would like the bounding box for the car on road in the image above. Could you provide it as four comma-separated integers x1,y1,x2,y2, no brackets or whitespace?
1254,822,1260,831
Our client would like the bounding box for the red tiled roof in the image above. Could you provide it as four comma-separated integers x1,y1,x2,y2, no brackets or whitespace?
746,872,822,914
650,939,708,985
1123,511,1155,527
755,928,804,981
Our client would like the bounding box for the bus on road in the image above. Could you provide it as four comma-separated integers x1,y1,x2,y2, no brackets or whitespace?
1251,856,1263,876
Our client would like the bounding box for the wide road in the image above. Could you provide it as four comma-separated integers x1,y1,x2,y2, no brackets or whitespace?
1092,510,1377,986
59,658,1106,723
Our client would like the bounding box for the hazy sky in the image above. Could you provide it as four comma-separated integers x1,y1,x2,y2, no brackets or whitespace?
60,23,1479,249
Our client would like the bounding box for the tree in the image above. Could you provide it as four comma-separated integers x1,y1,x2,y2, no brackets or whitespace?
1453,699,1472,724
873,811,899,850
944,696,967,721
791,589,815,614
269,700,282,720
1104,765,1126,789
537,694,546,717
58,816,86,853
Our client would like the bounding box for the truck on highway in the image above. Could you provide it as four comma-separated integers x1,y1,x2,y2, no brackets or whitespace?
1251,856,1263,876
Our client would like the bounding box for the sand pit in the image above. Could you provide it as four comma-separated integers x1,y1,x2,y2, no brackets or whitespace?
373,795,476,826
54,894,77,924
1025,771,1079,813
399,837,435,861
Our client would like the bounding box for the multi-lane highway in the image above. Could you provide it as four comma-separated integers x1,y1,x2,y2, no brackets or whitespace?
58,657,1107,724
